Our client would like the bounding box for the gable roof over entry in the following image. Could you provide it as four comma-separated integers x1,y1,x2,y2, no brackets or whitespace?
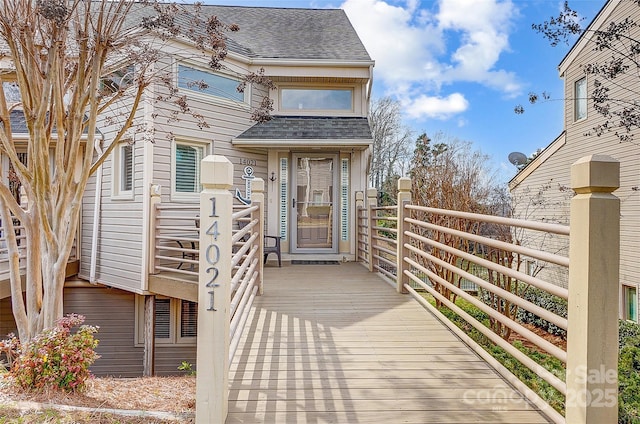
233,116,372,149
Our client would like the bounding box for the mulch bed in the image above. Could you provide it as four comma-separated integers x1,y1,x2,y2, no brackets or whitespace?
0,375,196,422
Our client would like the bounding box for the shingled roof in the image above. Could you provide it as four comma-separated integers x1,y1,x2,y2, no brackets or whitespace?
2,110,95,136
235,116,372,140
197,6,371,61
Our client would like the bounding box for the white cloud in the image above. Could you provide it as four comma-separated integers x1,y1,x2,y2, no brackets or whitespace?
341,0,443,85
341,0,522,118
404,92,469,120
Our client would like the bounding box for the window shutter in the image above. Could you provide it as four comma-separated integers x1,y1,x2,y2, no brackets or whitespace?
180,300,198,338
121,145,133,192
175,144,202,193
154,298,171,339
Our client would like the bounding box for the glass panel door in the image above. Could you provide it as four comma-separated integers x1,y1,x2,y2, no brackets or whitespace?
291,154,338,253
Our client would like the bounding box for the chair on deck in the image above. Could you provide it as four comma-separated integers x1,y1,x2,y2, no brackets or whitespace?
264,235,281,267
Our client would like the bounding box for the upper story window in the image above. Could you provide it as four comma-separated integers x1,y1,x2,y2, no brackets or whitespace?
172,140,206,200
178,64,245,103
112,143,133,199
574,77,587,121
2,82,20,103
101,65,135,95
281,88,353,111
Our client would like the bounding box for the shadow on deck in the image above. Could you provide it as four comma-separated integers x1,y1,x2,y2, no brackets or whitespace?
227,262,552,424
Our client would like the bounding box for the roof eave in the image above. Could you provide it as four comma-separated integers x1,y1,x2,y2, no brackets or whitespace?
232,138,371,150
246,57,375,68
558,0,617,76
508,131,566,190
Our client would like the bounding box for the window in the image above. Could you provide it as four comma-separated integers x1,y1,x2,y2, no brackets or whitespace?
177,64,245,103
180,300,198,338
281,88,353,111
624,286,638,322
575,77,587,121
173,141,205,198
2,82,20,103
112,143,133,199
136,296,197,345
101,65,135,94
154,298,172,340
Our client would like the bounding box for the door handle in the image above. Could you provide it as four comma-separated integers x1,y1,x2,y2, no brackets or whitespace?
292,198,296,208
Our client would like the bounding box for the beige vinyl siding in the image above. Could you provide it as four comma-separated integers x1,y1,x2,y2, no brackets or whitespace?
80,94,146,292
1,287,196,376
514,0,640,293
150,54,269,204
510,147,572,288
0,296,15,337
561,0,640,293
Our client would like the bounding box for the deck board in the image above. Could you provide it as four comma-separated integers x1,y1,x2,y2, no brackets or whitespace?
227,263,552,424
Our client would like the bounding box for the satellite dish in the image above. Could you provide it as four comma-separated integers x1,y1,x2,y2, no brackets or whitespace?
508,152,528,167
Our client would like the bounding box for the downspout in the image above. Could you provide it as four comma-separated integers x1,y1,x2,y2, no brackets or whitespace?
90,138,104,284
367,64,374,106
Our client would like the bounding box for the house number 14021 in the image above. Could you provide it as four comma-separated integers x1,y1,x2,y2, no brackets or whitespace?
205,196,220,311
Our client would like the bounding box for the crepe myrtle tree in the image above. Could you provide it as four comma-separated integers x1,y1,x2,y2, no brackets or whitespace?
516,1,640,143
0,0,273,343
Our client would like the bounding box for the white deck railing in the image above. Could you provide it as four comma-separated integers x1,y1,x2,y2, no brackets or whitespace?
0,221,27,281
151,204,200,277
0,218,79,281
355,155,620,424
149,175,265,424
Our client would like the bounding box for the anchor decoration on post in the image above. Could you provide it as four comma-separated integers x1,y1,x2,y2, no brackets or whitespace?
235,166,255,205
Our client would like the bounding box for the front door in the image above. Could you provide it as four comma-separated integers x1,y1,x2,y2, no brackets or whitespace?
291,154,338,253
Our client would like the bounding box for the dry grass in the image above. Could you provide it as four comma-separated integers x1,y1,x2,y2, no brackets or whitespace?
0,375,196,423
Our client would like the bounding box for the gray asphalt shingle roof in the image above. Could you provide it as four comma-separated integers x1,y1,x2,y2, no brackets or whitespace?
4,110,95,135
197,6,372,61
236,116,372,140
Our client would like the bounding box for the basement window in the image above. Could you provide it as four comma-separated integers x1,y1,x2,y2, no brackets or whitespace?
135,296,197,345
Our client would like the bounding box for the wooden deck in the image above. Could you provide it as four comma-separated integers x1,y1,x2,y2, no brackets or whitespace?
227,262,551,424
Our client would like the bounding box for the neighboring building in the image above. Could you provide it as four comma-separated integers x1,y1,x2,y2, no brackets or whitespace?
0,5,373,375
509,0,639,321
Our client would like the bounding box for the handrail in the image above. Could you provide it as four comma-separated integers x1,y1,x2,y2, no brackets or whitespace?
405,216,569,268
405,204,570,235
405,227,569,300
152,191,263,374
355,183,574,420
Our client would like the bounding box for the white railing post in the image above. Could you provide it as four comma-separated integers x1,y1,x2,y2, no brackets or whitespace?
355,191,364,262
148,184,161,275
366,188,377,272
566,155,620,424
396,177,411,294
195,155,233,424
252,177,265,295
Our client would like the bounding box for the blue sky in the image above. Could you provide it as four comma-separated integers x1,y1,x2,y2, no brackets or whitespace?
206,0,606,182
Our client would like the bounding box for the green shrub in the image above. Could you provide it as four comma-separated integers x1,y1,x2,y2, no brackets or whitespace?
1,314,100,392
516,286,567,338
178,360,196,376
620,320,640,349
619,320,640,423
